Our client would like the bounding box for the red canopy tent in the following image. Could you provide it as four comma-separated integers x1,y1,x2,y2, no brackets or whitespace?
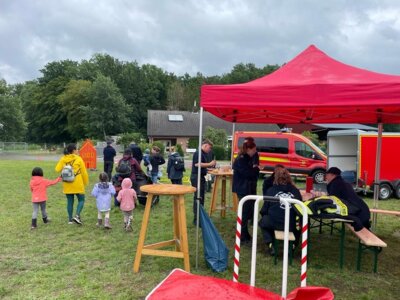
198,44,400,232
201,45,400,124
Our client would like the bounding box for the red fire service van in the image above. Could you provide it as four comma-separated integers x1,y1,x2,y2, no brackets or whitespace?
327,129,400,200
232,131,327,183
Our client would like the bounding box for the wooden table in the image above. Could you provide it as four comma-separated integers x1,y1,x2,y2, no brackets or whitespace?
133,184,196,273
208,169,238,217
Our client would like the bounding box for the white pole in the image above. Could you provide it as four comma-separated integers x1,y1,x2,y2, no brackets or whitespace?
372,122,383,229
195,108,204,269
250,196,264,286
231,123,236,164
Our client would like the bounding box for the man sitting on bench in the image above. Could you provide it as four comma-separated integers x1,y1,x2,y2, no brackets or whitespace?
325,167,371,231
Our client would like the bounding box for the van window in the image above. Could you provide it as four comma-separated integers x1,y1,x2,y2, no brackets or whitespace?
238,137,289,154
295,141,315,158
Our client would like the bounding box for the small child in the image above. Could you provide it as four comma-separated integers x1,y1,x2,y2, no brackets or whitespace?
29,167,61,230
91,172,116,229
116,177,137,231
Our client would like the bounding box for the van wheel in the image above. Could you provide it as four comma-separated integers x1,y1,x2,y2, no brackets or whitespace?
312,170,325,184
379,183,392,200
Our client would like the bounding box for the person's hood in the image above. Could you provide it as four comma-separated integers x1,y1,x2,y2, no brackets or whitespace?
61,154,79,164
121,178,132,189
31,176,43,188
97,182,110,194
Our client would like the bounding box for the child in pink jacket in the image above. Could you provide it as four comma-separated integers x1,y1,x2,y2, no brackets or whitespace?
30,167,61,229
116,178,137,231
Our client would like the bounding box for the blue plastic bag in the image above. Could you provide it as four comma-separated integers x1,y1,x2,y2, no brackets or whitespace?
199,205,229,272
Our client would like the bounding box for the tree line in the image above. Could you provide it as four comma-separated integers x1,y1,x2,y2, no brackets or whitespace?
0,54,279,143
1,53,398,144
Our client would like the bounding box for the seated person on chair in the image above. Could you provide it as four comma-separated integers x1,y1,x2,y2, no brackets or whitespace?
259,166,302,256
325,167,371,231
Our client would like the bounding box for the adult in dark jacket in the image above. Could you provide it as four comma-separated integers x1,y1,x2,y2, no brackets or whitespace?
167,146,185,184
103,141,116,180
144,146,165,184
129,143,143,164
191,139,216,224
259,166,302,255
232,140,260,243
325,167,371,231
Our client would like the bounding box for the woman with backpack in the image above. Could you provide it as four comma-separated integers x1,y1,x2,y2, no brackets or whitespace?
55,143,89,225
167,146,185,184
113,149,143,206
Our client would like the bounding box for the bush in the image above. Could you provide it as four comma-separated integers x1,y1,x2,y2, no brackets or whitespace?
212,145,226,160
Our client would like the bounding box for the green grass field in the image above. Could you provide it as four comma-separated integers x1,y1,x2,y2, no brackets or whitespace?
0,159,399,299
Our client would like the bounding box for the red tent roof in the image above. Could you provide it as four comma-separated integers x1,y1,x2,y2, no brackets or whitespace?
201,45,400,124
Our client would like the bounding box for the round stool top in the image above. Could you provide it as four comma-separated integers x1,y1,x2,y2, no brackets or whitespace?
140,184,196,195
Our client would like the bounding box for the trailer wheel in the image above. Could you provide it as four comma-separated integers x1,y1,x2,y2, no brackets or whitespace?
395,184,400,199
379,183,392,200
312,170,325,184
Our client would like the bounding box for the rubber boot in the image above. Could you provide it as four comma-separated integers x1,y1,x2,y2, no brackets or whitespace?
96,219,102,227
43,216,50,224
104,218,112,229
31,219,37,230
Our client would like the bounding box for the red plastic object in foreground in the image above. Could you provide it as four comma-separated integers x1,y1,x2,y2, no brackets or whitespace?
287,286,334,300
146,269,282,300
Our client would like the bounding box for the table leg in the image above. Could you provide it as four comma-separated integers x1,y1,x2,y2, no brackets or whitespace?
133,193,153,273
339,221,346,269
177,195,190,272
221,176,226,218
173,195,181,251
209,176,219,215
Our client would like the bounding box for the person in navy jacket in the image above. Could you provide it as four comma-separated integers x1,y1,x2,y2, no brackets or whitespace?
232,140,260,243
259,166,302,255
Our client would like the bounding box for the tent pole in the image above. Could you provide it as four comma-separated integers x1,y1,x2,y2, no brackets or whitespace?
195,108,204,269
372,123,383,230
231,123,235,164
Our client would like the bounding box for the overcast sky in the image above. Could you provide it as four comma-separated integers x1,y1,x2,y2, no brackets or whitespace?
1,0,400,84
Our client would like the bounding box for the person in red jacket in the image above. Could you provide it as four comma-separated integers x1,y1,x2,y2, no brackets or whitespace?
29,167,61,230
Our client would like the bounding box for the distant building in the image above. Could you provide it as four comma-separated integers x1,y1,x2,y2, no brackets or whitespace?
147,110,279,151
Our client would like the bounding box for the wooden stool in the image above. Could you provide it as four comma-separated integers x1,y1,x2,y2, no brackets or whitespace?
133,184,196,273
274,230,296,265
208,170,238,217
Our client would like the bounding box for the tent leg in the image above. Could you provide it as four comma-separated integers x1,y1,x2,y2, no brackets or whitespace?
372,123,383,231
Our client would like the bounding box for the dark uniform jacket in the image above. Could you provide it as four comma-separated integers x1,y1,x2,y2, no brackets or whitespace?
327,175,371,231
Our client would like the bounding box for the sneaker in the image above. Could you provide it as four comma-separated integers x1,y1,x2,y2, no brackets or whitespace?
73,215,82,225
68,221,74,225
268,243,275,256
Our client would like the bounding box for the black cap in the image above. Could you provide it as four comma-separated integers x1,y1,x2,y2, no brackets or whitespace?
326,167,341,176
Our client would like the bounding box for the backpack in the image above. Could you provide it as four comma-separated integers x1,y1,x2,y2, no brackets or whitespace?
116,159,132,176
173,156,185,171
61,164,75,182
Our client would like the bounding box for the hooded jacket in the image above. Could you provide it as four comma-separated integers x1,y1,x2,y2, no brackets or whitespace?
167,152,185,180
30,176,61,202
55,154,89,194
117,178,137,211
91,182,116,211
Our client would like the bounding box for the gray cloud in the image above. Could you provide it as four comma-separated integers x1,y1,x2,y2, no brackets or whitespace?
1,0,400,84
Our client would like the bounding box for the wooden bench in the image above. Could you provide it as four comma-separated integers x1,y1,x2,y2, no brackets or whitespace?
370,208,400,217
345,224,387,273
274,230,295,265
